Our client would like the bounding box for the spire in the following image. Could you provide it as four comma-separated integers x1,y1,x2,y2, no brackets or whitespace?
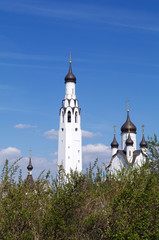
111,125,119,148
127,99,130,112
65,52,76,84
140,125,147,148
126,133,134,146
121,100,137,133
27,149,33,172
27,150,35,186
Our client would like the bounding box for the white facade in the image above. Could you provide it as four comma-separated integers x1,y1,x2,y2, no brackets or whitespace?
121,132,136,151
108,109,147,173
58,64,82,174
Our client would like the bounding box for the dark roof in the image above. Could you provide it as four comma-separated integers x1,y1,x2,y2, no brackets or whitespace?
140,135,147,148
26,156,35,187
27,174,35,187
108,149,145,168
121,111,137,133
111,135,119,148
65,62,76,83
126,133,134,146
27,157,33,171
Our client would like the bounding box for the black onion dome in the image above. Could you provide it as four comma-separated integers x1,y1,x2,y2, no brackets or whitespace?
27,157,33,171
111,135,119,148
140,135,147,148
121,112,137,133
126,133,134,146
65,62,76,83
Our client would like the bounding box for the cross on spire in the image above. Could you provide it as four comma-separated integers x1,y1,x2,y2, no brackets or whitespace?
29,149,32,159
142,124,145,135
113,125,116,135
127,99,130,112
69,52,72,64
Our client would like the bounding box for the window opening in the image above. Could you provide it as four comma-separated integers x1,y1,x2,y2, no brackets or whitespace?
75,112,78,123
62,112,64,123
68,111,71,122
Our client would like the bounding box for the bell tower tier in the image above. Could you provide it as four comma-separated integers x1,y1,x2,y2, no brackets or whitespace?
58,56,82,174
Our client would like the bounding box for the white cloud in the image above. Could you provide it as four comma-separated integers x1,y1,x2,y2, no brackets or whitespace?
0,146,58,179
82,130,101,138
82,143,111,168
21,156,57,174
50,152,58,157
44,129,58,140
0,147,22,166
14,123,37,129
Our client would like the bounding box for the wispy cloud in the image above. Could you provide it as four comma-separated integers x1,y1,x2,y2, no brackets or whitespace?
0,106,52,117
14,124,37,129
82,130,101,138
0,52,63,62
44,129,58,140
0,62,64,70
0,1,158,33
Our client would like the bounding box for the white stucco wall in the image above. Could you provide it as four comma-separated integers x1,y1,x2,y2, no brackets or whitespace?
58,81,82,174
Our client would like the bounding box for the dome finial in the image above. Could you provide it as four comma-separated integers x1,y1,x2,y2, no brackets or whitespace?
111,125,119,149
69,51,72,64
29,149,32,159
142,124,145,135
65,52,76,83
127,99,130,112
27,149,33,171
113,125,116,135
140,125,147,148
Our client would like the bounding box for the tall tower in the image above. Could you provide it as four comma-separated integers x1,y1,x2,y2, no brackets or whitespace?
58,54,82,174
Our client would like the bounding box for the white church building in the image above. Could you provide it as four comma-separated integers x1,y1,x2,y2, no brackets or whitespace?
58,57,82,174
57,56,147,175
108,104,147,173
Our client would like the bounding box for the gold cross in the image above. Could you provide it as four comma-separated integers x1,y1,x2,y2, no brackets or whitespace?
113,125,116,135
69,52,72,64
142,125,145,135
29,149,32,158
127,99,130,112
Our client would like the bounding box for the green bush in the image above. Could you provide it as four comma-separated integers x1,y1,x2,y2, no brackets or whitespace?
0,136,158,239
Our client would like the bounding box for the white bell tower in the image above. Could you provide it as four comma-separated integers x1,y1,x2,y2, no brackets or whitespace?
58,54,82,174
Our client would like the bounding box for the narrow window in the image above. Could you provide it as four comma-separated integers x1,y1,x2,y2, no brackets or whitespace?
62,112,64,123
75,112,78,123
129,151,131,156
68,111,71,123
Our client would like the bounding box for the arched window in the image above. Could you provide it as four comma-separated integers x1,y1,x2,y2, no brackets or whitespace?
68,111,71,123
75,111,78,123
62,111,64,123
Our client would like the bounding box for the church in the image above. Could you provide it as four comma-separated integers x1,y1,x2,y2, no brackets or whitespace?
108,103,147,173
57,55,147,174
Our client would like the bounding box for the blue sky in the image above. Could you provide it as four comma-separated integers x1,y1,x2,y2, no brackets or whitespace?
0,0,158,178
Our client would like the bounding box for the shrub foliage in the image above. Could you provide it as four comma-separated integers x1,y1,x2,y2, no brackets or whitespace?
0,137,159,239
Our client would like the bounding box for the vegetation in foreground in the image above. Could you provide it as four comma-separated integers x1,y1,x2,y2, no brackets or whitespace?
0,136,159,240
